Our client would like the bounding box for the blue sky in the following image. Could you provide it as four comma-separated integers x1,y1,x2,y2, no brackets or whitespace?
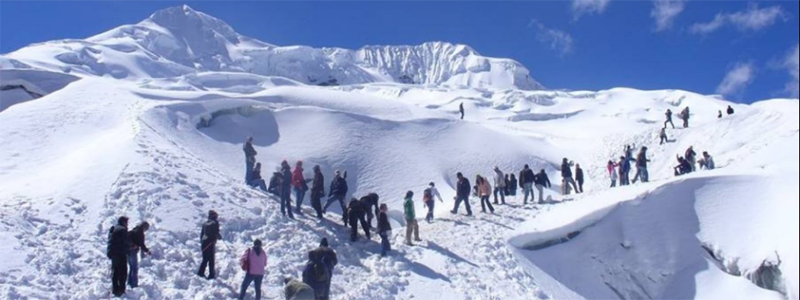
1,1,798,102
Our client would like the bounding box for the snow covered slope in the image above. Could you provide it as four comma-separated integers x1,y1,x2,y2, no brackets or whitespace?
0,5,798,300
1,5,542,92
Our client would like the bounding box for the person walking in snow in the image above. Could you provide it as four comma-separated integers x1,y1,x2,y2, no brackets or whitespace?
699,152,716,170
575,164,585,194
359,193,380,228
607,160,619,188
519,165,536,204
681,107,691,128
378,204,392,257
280,161,295,219
534,169,551,204
292,161,308,215
727,105,735,115
238,239,268,300
459,102,465,120
198,210,222,280
310,165,325,219
284,277,315,300
323,170,348,225
423,183,444,223
493,167,506,205
127,221,151,289
632,147,651,184
347,198,370,242
107,216,131,297
244,137,257,184
509,174,519,197
303,238,338,300
561,158,580,195
476,175,495,214
685,146,697,172
451,172,473,216
404,191,422,246
665,109,675,129
249,163,268,192
660,128,669,145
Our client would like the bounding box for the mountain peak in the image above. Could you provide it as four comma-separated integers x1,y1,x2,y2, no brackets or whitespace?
147,5,239,43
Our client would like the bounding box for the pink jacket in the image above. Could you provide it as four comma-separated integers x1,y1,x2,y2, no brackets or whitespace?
241,248,268,275
478,181,492,197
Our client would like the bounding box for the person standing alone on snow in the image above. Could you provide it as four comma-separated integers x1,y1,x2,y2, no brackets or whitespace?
665,109,675,129
452,172,473,216
310,165,325,219
244,137,257,184
561,159,580,195
198,210,222,280
493,167,506,205
324,170,348,225
107,216,131,297
292,161,308,215
127,221,151,289
476,175,495,214
238,239,268,300
378,204,392,257
519,165,536,204
575,164,585,194
423,183,443,223
459,102,465,120
303,238,338,300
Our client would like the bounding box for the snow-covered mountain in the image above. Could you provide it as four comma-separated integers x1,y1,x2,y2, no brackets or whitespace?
1,5,798,300
1,5,542,91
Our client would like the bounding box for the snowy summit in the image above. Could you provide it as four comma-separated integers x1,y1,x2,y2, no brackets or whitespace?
0,5,798,300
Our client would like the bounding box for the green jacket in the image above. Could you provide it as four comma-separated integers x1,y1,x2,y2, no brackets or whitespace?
403,197,415,221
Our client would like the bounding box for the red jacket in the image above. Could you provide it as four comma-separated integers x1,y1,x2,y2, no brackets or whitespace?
292,167,305,188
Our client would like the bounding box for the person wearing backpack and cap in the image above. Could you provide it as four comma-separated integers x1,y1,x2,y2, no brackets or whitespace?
198,210,222,280
303,238,338,300
238,239,268,300
423,183,443,223
284,277,315,300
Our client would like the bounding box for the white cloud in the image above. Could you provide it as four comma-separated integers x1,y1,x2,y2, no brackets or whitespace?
572,0,612,19
784,45,799,97
529,20,574,56
652,0,686,32
691,4,787,35
716,62,756,96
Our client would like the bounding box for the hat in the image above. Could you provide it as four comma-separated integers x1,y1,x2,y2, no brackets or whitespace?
254,239,263,247
208,210,218,218
429,182,435,187
320,238,329,247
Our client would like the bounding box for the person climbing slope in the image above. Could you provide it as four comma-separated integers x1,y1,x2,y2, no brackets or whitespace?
660,127,668,145
665,109,675,129
681,107,691,128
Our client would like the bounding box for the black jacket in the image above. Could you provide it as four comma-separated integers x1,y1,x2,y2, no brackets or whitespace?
727,106,735,115
637,151,650,168
360,193,379,215
519,169,535,184
576,168,584,182
329,177,348,197
535,172,552,188
456,178,471,198
129,225,149,253
281,167,292,190
308,246,338,270
107,223,130,258
347,199,366,220
561,162,573,178
311,171,325,198
251,169,263,181
377,212,391,234
200,218,221,248
243,142,257,158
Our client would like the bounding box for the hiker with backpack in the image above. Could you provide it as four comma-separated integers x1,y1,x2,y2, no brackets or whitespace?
292,161,309,215
284,277,315,300
238,239,268,300
249,163,268,192
476,175,495,214
303,238,338,300
423,183,444,223
198,210,222,280
359,193,380,228
378,204,392,257
451,172,473,216
310,165,325,219
280,161,295,219
244,137,257,184
534,169,551,204
665,109,676,129
404,191,422,246
323,170,349,226
493,167,506,205
107,216,131,297
127,221,151,289
520,165,536,204
347,198,370,242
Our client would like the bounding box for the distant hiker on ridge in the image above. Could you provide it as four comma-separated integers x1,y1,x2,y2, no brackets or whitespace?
727,105,735,115
244,137,257,184
665,109,675,129
460,102,465,120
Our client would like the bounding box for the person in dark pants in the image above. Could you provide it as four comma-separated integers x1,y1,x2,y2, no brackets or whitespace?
303,238,338,300
492,167,506,205
127,221,151,289
377,204,392,257
198,210,222,280
534,170,552,204
660,128,668,145
239,239,268,300
359,193,380,228
423,183,443,223
280,161,295,219
632,147,651,184
107,216,131,297
244,137,257,184
561,158,580,194
575,164,585,194
451,172,473,216
347,198,370,242
249,163,268,192
459,103,465,120
323,170,348,225
681,107,691,128
664,109,675,129
520,165,535,204
310,165,325,219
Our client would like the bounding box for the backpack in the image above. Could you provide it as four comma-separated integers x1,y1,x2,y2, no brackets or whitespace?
240,248,251,272
423,188,432,203
311,260,329,282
